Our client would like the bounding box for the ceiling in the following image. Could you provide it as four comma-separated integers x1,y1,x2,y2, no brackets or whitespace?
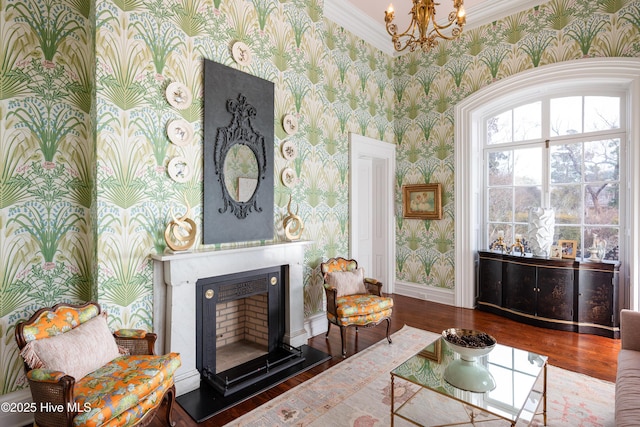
324,0,545,55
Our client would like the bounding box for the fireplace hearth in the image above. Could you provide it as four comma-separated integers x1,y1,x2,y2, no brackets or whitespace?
196,266,306,396
152,242,331,422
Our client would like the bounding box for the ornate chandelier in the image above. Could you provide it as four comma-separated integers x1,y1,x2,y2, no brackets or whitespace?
384,0,466,52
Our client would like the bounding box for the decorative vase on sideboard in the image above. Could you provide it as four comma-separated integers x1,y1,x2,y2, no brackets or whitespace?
528,207,555,257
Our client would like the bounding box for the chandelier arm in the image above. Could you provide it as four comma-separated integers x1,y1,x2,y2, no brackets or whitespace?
384,0,465,52
429,24,462,41
386,12,423,41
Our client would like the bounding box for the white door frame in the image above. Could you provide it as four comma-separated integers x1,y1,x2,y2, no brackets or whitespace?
349,133,396,294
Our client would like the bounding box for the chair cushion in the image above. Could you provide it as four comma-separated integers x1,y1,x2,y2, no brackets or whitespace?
326,268,367,297
328,308,393,326
20,313,122,381
73,353,181,427
96,375,174,427
616,349,640,426
329,294,394,325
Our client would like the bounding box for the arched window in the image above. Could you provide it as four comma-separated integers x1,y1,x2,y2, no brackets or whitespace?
455,59,640,311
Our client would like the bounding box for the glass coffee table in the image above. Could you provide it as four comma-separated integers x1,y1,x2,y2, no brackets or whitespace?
390,338,547,426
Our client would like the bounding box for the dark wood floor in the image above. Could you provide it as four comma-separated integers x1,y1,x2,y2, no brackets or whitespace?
151,295,621,427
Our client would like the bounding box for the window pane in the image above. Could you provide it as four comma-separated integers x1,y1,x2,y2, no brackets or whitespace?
550,143,582,183
550,96,582,136
585,183,619,225
488,224,511,244
513,102,541,141
487,110,512,144
551,185,581,224
515,186,541,222
488,151,513,185
585,96,620,132
514,148,542,185
584,227,619,260
489,188,513,222
584,139,619,182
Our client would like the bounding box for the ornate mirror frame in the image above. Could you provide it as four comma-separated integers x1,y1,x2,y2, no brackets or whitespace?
214,94,266,219
203,59,274,244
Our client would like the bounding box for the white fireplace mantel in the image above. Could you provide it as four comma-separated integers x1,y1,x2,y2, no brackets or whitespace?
151,240,311,396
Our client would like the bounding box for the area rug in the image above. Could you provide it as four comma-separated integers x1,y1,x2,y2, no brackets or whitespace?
224,325,615,427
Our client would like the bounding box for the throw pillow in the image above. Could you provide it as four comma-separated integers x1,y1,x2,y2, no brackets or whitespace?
20,312,122,380
326,267,367,297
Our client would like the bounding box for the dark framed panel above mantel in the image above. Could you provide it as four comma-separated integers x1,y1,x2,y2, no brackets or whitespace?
203,59,274,244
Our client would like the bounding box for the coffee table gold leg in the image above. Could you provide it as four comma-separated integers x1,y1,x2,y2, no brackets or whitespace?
543,362,547,426
390,374,395,427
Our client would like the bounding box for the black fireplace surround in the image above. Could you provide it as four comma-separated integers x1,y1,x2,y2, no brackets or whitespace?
196,265,305,396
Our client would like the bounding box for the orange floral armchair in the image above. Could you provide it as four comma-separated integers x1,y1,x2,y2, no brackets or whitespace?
15,302,181,427
321,257,393,357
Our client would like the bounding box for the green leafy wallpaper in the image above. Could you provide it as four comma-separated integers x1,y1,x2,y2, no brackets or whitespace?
1,0,639,397
394,0,640,288
1,0,95,395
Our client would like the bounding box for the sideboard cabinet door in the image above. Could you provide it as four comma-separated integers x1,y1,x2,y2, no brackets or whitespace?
503,262,536,315
536,265,574,321
478,256,502,307
577,262,619,335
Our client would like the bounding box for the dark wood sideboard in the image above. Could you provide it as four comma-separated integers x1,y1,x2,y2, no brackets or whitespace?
477,251,620,338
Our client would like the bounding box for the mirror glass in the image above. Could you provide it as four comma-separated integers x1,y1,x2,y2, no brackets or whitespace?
223,144,259,202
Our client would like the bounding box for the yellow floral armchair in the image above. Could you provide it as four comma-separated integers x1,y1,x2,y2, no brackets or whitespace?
15,302,181,427
321,257,393,357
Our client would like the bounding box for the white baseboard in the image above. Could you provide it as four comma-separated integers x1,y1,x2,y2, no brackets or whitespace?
0,389,34,427
304,312,328,338
394,281,456,306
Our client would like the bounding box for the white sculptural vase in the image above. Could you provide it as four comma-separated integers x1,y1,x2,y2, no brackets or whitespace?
528,207,555,257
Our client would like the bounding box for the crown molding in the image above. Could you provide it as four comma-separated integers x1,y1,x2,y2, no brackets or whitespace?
324,0,396,55
324,0,545,56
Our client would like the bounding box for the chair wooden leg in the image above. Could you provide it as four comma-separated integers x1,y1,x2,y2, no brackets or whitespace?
326,320,331,338
340,326,347,358
165,384,176,427
385,318,392,344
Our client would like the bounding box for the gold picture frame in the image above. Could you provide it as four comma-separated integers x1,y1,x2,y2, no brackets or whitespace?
558,239,578,259
402,184,442,220
418,339,442,363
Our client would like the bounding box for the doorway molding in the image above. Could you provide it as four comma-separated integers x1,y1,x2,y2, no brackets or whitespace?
349,133,396,294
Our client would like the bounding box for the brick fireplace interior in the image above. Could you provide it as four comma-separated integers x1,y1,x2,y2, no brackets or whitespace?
196,265,306,396
215,293,269,373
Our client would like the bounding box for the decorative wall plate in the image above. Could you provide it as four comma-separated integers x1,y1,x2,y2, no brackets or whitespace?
281,167,297,188
167,156,191,183
231,41,252,66
280,140,298,160
166,82,192,110
282,114,298,135
166,119,194,146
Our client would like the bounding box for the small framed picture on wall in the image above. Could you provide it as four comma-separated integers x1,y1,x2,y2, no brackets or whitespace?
402,184,443,220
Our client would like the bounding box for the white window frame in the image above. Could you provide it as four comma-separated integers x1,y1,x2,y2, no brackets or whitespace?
481,92,626,256
455,58,640,311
